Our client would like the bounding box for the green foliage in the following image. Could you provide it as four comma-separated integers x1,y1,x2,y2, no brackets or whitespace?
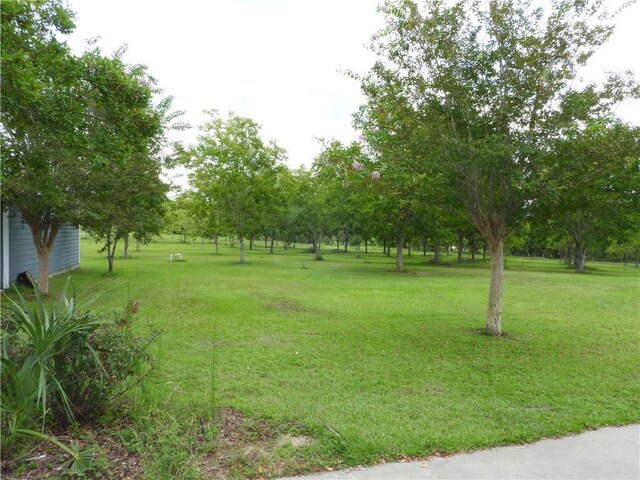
16,428,97,477
537,121,640,270
354,0,638,332
1,281,154,463
51,299,156,422
186,110,286,263
1,0,180,286
1,281,102,439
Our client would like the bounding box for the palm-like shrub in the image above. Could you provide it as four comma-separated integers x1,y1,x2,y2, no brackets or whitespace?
1,281,153,457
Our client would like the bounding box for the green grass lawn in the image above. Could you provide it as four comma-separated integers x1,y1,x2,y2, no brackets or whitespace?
47,236,640,478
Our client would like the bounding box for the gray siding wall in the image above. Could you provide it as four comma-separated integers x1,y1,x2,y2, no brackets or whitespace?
7,211,80,285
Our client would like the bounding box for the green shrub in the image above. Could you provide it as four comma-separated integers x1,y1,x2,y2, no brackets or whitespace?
1,281,102,450
51,299,155,423
1,282,155,458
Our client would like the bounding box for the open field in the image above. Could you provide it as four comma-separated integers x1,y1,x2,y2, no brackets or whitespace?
45,236,640,478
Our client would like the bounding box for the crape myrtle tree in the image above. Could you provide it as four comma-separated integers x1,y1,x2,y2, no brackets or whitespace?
1,0,80,293
607,230,640,267
165,194,202,242
1,1,177,288
354,64,446,272
289,168,330,254
72,46,174,273
187,110,286,264
366,0,637,335
312,140,374,253
539,121,640,271
258,164,293,254
182,190,226,253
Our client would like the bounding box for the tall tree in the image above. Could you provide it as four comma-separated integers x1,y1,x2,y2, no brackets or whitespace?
540,121,640,271
188,111,285,264
364,0,637,334
1,2,177,286
66,47,168,273
1,0,81,293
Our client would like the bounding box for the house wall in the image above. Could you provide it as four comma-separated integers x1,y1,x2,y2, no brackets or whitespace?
2,210,80,288
1,211,8,289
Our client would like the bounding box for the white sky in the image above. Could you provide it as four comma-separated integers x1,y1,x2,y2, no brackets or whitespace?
65,0,640,176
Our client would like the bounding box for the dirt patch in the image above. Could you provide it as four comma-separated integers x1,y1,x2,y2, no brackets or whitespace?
276,434,315,449
264,299,305,313
200,408,318,479
2,426,144,479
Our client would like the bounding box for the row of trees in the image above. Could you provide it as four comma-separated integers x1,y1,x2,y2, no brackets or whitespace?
170,123,638,272
174,0,639,336
1,0,182,291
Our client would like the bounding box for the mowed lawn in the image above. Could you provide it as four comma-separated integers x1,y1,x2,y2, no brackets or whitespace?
49,236,640,473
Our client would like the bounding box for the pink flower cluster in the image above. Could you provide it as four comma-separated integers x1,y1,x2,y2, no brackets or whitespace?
352,161,364,171
371,171,381,180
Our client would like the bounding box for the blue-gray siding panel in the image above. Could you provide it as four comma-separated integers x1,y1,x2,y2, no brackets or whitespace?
7,211,79,285
8,213,38,280
49,225,80,275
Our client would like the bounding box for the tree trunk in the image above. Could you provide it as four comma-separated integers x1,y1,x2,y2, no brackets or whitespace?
36,247,50,293
396,234,404,272
365,240,368,253
107,235,118,273
344,236,348,253
214,235,219,255
123,234,130,258
383,240,387,255
312,239,318,254
434,242,441,263
28,222,61,295
249,236,254,251
136,238,140,252
407,241,411,257
239,234,245,264
457,231,464,262
470,236,476,262
422,237,427,256
270,236,275,254
486,239,504,336
336,238,340,250
574,242,586,272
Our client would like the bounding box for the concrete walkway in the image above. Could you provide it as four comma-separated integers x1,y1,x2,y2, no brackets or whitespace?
283,424,639,480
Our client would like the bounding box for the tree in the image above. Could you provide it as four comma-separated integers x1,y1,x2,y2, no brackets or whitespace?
82,153,167,272
288,168,330,254
364,0,637,335
1,1,176,285
540,121,640,271
69,47,168,273
187,111,285,264
165,195,201,242
1,0,82,293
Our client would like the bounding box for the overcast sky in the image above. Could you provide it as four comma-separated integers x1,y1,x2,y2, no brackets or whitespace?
65,0,640,175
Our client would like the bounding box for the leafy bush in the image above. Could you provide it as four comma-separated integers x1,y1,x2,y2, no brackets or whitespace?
314,253,324,261
1,282,155,459
52,299,155,422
